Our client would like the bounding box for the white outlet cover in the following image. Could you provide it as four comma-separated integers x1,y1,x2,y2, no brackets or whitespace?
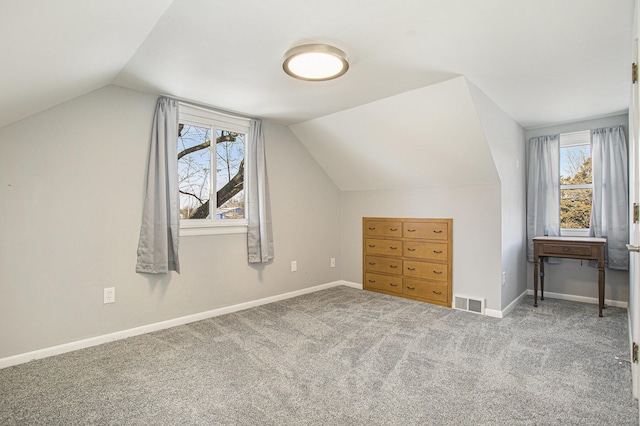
104,287,115,304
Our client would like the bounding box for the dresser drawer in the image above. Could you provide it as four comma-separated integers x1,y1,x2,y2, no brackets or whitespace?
404,260,448,282
403,222,448,240
365,256,402,275
365,238,402,256
362,217,452,308
365,273,402,294
403,241,448,261
403,278,448,303
364,221,402,238
541,244,592,257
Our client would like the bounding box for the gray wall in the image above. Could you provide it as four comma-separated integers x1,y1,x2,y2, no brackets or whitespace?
0,85,342,359
524,113,630,302
0,82,628,361
337,78,528,314
340,184,503,311
467,80,527,310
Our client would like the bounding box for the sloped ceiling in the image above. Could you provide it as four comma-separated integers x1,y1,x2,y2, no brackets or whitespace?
0,0,633,130
0,0,173,129
290,77,499,191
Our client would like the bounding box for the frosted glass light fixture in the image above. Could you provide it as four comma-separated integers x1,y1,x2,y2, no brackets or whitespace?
283,44,349,81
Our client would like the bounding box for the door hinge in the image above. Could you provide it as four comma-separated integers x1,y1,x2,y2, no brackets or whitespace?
634,63,638,84
634,342,639,363
634,203,639,224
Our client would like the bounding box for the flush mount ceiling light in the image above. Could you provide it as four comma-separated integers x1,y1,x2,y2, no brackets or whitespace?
283,44,349,81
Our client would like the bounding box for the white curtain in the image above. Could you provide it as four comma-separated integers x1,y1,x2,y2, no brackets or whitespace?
135,97,180,273
527,134,560,262
246,119,274,263
589,126,628,270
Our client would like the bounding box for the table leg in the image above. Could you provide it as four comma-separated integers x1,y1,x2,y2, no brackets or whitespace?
534,257,539,307
598,266,605,317
540,257,545,300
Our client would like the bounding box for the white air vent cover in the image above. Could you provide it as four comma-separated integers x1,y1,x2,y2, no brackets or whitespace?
453,294,485,315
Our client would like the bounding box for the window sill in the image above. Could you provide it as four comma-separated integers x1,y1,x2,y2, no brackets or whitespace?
180,222,248,236
560,228,590,237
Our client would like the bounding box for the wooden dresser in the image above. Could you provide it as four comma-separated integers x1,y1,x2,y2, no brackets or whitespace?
363,217,453,307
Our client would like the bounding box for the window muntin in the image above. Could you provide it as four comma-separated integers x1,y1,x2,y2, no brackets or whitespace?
177,104,249,233
559,131,591,235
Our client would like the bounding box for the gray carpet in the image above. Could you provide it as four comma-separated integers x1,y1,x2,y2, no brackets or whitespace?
0,286,637,425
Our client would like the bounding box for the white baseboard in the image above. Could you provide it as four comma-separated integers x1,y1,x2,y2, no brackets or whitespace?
525,289,628,309
481,287,627,319
8,281,619,370
338,280,363,290
503,290,529,317
0,280,361,370
484,290,529,319
484,309,502,318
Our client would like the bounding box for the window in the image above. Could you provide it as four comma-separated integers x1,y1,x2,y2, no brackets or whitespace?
178,104,249,235
559,130,592,236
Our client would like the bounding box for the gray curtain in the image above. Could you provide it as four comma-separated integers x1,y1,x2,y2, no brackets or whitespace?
246,119,274,263
135,97,180,273
527,134,560,262
589,125,628,270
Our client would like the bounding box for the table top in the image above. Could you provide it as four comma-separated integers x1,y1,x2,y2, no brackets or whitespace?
532,236,606,244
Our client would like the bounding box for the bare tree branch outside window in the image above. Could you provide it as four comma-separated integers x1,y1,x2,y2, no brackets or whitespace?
178,124,245,220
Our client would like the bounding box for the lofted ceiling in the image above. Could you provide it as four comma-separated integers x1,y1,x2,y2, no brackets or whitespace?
0,0,633,130
290,77,501,191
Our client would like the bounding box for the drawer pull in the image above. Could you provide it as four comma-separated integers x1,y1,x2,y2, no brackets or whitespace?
433,250,442,254
390,283,398,287
389,265,398,269
407,248,416,252
390,228,398,231
368,262,376,265
407,229,416,232
433,291,442,295
368,279,376,283
407,267,416,271
433,271,443,274
390,246,398,250
368,244,376,248
368,227,376,230
407,286,416,290
433,230,443,234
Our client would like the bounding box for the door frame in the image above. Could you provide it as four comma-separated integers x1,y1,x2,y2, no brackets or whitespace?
629,0,640,406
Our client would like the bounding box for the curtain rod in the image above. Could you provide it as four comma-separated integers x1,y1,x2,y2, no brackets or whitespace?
160,94,259,121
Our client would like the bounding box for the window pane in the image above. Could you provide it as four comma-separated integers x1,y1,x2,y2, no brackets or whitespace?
215,130,245,219
178,124,211,219
561,187,592,229
560,144,592,184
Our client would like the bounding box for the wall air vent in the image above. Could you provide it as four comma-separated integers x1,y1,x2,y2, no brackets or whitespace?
453,294,485,315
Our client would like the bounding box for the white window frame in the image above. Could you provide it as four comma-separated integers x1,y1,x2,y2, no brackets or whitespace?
559,130,591,237
178,103,250,236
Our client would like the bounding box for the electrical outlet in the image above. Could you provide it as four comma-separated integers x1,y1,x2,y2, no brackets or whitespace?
502,271,506,286
104,287,115,304
291,261,297,272
330,258,336,268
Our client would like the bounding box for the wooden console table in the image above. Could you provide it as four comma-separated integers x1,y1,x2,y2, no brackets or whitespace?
532,236,607,316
